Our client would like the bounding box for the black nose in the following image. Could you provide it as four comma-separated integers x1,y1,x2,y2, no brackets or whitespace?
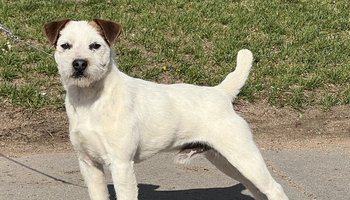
72,59,88,72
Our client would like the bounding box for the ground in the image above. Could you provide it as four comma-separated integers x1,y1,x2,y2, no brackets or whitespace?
1,102,349,200
1,100,349,155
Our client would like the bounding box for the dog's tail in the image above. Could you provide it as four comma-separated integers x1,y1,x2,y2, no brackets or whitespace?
216,49,253,100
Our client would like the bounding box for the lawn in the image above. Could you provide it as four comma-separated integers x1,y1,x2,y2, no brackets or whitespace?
1,0,349,109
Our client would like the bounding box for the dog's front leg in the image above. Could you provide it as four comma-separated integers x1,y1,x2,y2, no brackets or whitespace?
79,158,109,200
110,160,138,200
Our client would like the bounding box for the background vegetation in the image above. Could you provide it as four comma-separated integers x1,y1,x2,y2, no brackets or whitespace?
1,0,349,109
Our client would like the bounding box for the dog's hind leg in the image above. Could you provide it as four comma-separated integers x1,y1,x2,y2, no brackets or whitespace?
205,150,268,200
205,116,288,200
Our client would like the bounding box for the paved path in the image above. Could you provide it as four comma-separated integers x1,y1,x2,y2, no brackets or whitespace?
0,149,349,200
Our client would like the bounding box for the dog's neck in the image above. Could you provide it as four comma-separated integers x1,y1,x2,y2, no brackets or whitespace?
66,80,104,107
65,61,121,107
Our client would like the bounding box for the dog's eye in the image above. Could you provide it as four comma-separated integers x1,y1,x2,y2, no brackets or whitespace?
89,43,101,50
60,43,71,50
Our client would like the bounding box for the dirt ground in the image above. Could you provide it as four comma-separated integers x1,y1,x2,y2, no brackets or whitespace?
1,100,349,155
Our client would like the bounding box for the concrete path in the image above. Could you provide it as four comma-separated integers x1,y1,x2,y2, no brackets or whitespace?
0,149,349,200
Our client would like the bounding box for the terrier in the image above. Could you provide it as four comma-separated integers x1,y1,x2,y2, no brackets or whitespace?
44,19,288,200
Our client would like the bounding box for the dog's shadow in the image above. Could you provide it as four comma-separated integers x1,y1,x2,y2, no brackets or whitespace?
107,183,254,200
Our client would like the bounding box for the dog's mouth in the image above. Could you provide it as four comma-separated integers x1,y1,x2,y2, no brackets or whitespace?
72,71,87,79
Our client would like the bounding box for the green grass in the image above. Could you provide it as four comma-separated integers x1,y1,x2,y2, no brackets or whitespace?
1,0,350,109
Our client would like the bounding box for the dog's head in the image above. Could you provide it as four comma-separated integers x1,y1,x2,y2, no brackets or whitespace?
44,19,122,87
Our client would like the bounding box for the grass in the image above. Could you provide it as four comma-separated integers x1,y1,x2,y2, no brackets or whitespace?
0,0,350,109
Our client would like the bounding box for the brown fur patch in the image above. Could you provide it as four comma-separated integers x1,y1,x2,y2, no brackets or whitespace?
92,19,122,45
44,19,70,45
88,21,102,32
88,20,109,45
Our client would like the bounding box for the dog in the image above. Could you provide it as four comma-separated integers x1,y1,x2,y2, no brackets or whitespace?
44,19,288,200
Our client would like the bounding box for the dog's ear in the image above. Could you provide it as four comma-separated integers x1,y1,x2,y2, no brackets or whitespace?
44,19,70,46
92,19,122,45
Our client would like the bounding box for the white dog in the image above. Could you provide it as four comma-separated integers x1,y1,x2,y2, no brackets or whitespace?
44,19,288,200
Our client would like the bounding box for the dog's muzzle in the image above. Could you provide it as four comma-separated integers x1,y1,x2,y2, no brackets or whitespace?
72,59,88,78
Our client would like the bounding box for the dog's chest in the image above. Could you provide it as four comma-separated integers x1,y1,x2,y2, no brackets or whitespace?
68,107,112,164
72,130,108,164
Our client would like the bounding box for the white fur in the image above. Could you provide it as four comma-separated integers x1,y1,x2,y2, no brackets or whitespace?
53,20,288,200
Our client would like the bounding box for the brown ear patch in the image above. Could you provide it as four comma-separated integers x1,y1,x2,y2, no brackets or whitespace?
88,20,103,33
44,19,70,46
91,19,122,45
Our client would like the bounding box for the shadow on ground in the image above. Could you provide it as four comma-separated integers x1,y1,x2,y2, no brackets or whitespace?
108,183,253,200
